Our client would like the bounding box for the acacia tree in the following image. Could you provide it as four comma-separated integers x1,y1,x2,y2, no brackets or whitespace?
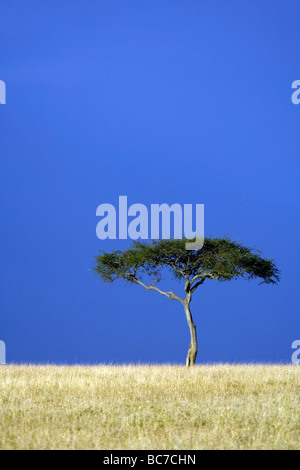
94,238,279,366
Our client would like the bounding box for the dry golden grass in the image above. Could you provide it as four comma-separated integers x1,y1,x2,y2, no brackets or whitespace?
0,364,299,450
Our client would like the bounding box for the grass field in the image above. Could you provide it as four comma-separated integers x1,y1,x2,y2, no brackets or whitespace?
0,364,299,450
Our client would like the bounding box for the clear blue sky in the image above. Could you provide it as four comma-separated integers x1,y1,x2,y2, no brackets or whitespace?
0,0,299,364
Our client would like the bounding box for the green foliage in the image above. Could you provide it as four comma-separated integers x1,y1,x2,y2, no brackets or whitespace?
94,238,280,289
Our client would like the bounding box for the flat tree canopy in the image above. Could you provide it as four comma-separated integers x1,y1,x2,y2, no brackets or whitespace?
94,238,280,366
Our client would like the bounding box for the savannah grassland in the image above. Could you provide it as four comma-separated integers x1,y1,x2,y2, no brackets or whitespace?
0,365,299,450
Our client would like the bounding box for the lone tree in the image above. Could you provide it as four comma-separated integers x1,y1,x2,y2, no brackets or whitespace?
94,238,279,366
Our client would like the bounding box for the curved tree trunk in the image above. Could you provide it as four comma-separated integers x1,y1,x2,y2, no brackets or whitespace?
184,300,197,367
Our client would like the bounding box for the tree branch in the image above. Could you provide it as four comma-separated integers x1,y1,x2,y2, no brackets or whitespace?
187,274,207,293
131,278,184,303
190,278,205,293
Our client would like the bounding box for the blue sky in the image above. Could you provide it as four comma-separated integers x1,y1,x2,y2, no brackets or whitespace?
0,0,299,364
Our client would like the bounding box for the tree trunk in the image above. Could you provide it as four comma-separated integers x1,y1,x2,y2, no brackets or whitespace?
184,300,197,367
